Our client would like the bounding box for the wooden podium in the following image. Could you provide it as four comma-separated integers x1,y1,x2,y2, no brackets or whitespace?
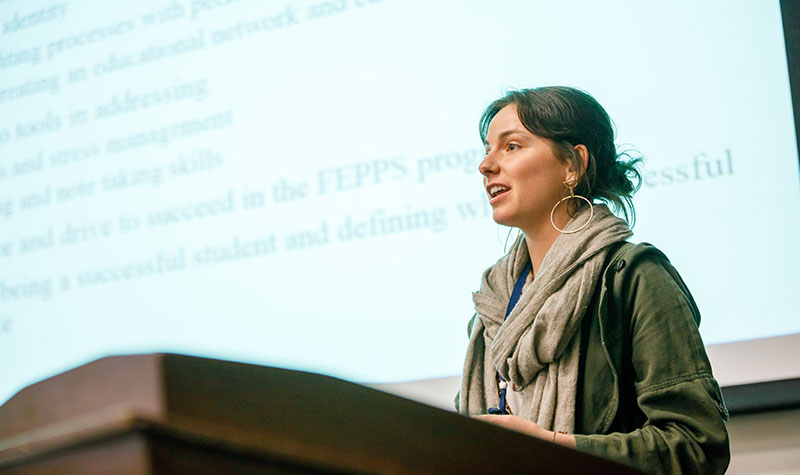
0,354,643,474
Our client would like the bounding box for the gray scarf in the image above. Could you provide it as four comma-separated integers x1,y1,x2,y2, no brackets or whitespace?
458,204,632,432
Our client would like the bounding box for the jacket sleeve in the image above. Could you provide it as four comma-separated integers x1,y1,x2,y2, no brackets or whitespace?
573,250,730,474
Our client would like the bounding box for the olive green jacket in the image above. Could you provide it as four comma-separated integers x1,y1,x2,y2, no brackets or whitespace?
571,242,730,474
459,243,731,474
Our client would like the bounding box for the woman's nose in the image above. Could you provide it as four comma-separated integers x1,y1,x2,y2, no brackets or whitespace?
479,151,498,177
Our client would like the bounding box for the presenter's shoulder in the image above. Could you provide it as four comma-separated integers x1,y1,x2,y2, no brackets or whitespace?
606,241,672,268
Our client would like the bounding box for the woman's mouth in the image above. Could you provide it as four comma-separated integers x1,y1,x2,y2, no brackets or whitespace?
487,184,510,204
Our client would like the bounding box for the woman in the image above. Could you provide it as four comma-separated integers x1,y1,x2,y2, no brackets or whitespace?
456,87,730,474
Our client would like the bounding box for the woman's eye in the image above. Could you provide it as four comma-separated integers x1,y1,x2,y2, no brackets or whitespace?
507,143,519,151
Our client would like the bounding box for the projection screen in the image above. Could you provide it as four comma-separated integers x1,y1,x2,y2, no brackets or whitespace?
1,0,799,405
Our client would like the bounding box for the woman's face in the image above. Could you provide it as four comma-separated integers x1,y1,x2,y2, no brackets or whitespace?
479,104,572,232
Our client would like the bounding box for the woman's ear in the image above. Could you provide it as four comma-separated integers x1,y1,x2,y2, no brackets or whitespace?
565,144,589,186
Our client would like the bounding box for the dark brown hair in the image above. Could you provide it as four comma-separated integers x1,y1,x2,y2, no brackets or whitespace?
479,86,642,224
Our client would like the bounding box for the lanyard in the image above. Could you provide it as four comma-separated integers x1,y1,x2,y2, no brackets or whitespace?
487,261,532,415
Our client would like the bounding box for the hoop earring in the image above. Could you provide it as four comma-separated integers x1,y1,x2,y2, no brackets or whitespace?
550,182,593,234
